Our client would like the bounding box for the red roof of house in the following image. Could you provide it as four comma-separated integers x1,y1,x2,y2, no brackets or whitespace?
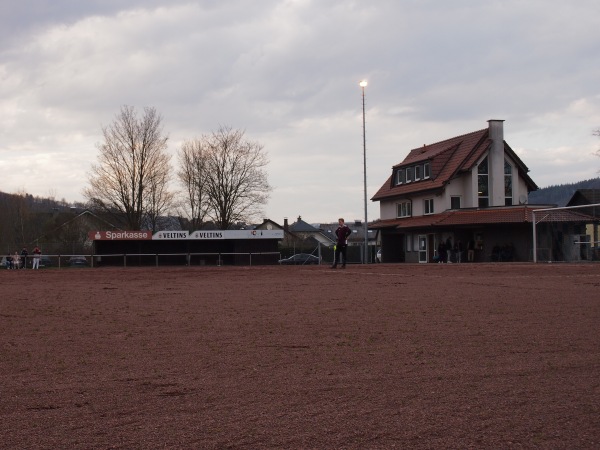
371,206,594,230
372,127,536,201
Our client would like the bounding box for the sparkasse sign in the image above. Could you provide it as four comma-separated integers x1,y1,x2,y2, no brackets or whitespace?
88,231,152,241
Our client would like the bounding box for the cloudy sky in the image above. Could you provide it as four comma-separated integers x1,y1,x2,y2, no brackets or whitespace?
1,0,599,224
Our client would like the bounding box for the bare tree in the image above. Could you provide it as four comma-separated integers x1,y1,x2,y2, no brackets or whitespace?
144,158,176,233
177,139,210,231
84,106,172,230
203,126,271,229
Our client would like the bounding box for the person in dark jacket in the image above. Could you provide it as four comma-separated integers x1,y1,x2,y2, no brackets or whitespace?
331,218,352,269
20,248,28,269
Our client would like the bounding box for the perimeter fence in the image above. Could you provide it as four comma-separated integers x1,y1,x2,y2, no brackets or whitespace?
1,252,284,269
532,203,600,263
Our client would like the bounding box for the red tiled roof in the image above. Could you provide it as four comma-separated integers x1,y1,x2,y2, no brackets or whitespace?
371,126,537,202
370,206,595,230
373,128,490,201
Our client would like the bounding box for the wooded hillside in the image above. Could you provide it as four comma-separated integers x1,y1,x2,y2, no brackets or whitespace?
529,177,600,206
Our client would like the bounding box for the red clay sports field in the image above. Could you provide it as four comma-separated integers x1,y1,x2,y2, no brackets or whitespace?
1,263,599,448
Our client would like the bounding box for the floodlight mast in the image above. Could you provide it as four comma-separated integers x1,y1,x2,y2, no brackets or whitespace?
360,80,368,263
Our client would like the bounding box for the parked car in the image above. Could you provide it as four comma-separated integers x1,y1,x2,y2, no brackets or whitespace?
39,256,52,268
68,256,89,267
376,249,382,263
278,253,320,265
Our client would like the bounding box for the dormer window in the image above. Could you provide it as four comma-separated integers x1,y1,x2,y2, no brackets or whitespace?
424,162,430,179
396,168,405,185
395,162,430,186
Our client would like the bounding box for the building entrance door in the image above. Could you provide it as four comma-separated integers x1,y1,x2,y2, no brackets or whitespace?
418,235,427,263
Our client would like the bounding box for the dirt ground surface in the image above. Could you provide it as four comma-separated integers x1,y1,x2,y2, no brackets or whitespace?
1,263,599,449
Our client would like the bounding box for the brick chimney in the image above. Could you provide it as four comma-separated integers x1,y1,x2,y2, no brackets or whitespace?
283,217,289,233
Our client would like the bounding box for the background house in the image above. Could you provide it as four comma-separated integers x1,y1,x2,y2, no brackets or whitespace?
566,189,600,260
265,216,379,264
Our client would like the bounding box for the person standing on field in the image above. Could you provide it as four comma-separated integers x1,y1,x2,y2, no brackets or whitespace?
32,246,41,270
331,218,352,269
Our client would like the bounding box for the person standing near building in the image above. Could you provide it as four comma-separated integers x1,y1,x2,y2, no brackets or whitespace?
20,247,28,269
331,218,352,269
13,251,20,269
467,239,475,262
32,246,41,270
445,237,453,263
437,241,447,263
455,240,464,263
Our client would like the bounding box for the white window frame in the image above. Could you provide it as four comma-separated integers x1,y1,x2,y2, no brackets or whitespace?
418,235,428,263
424,198,434,215
478,156,489,208
504,159,513,206
396,168,405,185
414,165,422,181
423,162,430,179
397,201,412,218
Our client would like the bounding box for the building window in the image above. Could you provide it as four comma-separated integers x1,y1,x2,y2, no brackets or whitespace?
406,167,414,183
504,159,513,206
396,168,405,185
424,162,430,179
424,198,434,215
415,165,422,181
450,196,461,210
478,156,489,208
397,201,412,218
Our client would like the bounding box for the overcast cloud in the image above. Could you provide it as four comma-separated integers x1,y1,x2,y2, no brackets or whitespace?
1,0,599,224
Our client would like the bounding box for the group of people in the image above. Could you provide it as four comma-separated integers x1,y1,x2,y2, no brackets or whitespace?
437,238,466,263
5,247,42,269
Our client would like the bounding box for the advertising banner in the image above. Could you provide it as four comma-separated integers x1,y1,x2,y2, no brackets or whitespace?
190,230,284,240
89,229,283,241
88,230,152,241
153,231,190,240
